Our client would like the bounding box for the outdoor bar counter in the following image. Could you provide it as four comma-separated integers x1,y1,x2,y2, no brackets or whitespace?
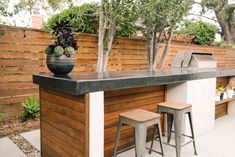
33,68,235,157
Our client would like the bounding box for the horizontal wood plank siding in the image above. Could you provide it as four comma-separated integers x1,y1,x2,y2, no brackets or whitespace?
215,103,228,119
40,87,89,157
104,85,165,157
1,24,235,116
216,77,230,119
217,77,229,87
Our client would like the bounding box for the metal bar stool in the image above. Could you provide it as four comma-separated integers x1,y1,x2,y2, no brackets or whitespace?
113,109,164,157
151,101,197,157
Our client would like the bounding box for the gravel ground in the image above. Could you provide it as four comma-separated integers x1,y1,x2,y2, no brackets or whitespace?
0,116,40,138
9,133,40,157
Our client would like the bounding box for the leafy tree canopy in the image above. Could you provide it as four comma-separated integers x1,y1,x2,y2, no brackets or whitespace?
0,0,13,24
0,0,11,16
45,3,99,34
179,20,217,45
136,0,193,69
201,0,235,44
45,2,137,37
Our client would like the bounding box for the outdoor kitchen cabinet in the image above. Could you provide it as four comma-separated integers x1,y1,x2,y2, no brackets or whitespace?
34,68,235,157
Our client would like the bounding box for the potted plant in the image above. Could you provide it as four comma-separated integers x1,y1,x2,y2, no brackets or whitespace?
217,87,226,100
226,84,234,98
45,21,78,75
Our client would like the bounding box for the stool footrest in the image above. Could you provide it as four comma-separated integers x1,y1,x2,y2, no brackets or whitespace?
146,147,164,156
163,139,195,148
171,130,194,139
115,144,135,155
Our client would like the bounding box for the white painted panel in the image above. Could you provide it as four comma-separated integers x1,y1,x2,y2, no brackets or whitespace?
187,78,216,136
89,91,104,157
228,101,235,115
167,78,216,137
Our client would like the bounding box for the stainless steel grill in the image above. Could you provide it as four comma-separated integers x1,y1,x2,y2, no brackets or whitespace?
172,52,217,68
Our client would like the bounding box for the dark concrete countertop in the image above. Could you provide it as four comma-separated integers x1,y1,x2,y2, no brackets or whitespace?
33,68,235,95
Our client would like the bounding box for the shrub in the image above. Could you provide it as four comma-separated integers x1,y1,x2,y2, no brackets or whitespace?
45,3,99,34
0,112,5,122
21,96,40,121
45,3,136,37
179,20,217,45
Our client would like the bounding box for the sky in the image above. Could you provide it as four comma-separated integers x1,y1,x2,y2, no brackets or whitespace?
5,0,219,27
4,0,235,35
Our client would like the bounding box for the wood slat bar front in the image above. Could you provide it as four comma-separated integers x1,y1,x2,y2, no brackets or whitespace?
40,87,89,157
104,85,165,157
39,85,165,157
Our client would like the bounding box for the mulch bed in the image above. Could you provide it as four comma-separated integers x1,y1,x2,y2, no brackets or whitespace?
0,116,40,138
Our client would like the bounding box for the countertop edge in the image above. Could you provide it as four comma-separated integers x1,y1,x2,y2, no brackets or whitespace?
32,68,235,95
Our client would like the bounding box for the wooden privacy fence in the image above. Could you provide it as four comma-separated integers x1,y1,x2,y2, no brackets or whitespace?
0,24,235,116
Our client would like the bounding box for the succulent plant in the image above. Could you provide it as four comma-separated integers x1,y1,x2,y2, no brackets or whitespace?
64,46,75,57
53,46,64,57
45,46,53,55
45,20,78,58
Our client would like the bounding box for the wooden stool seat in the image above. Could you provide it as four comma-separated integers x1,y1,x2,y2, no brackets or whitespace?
158,101,191,110
156,101,197,157
120,109,160,122
113,109,164,157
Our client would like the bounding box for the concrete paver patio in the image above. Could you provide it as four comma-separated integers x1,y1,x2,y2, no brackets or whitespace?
21,129,40,151
121,114,235,157
0,137,26,157
0,114,235,157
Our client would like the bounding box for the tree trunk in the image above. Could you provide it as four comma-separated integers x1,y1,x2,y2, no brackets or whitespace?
153,31,163,69
146,39,152,69
158,30,173,69
97,0,105,72
102,22,116,71
215,10,234,44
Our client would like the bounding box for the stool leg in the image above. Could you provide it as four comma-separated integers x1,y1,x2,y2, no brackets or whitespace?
174,112,183,157
167,113,174,144
113,119,122,157
135,124,147,157
157,123,164,156
134,128,137,157
149,125,157,154
188,112,198,155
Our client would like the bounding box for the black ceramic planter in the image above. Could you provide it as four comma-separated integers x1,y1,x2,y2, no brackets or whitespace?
220,93,224,100
46,54,75,75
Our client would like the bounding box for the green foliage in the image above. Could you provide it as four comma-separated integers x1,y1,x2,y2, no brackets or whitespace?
47,0,73,11
116,21,137,38
201,0,235,44
21,96,40,121
115,2,138,37
53,45,64,57
45,2,137,37
103,0,137,37
45,3,99,34
45,46,53,55
0,0,10,16
135,0,193,69
14,0,40,15
137,0,193,40
179,20,217,45
0,0,13,24
0,112,5,122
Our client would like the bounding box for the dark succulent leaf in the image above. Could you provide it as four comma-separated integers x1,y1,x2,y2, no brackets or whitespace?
50,20,78,51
